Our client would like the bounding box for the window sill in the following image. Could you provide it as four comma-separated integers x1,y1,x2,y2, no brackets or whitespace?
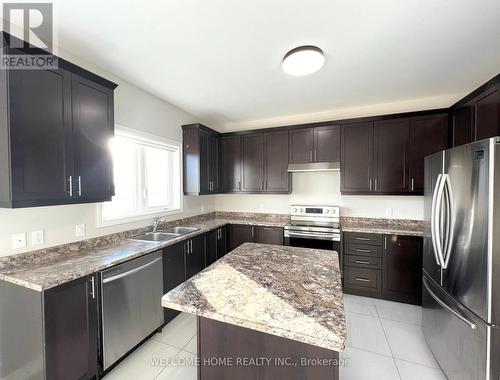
97,207,183,228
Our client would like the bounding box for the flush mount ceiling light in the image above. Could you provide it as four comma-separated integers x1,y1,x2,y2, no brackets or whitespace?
282,45,325,76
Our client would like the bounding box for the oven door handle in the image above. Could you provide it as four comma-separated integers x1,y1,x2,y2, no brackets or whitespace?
284,230,339,241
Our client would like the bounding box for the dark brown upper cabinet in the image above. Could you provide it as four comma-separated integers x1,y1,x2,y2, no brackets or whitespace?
0,41,117,208
373,118,409,194
182,124,219,195
340,122,374,194
289,125,340,164
223,131,290,194
451,75,500,147
241,133,265,191
264,130,290,192
408,114,448,193
220,135,242,192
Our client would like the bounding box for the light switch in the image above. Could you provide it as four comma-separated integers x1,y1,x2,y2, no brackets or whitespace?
31,230,44,246
12,233,26,249
76,224,86,238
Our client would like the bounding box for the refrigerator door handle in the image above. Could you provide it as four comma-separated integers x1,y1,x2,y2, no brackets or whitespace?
431,174,444,267
434,174,447,267
442,174,454,269
423,277,477,330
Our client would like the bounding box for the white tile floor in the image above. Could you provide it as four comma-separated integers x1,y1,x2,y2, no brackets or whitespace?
104,295,446,380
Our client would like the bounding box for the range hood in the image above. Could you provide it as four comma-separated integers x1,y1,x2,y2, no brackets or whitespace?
287,162,340,172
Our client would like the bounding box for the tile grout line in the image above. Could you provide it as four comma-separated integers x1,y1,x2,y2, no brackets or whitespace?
375,303,403,380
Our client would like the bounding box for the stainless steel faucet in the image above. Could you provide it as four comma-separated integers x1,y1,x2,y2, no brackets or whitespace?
152,217,165,232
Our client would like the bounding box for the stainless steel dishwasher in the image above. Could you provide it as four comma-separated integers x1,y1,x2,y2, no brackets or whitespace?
100,251,163,371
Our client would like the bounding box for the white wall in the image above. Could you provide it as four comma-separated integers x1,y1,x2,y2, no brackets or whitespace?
214,171,423,220
0,50,215,257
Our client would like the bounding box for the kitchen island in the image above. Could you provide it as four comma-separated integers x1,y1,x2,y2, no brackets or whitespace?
161,242,346,380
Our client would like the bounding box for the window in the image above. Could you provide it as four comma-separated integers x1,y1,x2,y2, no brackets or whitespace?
99,127,182,225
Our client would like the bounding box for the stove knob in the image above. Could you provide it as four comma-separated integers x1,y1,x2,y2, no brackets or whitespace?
293,207,297,213
326,209,330,214
331,209,336,214
300,208,304,213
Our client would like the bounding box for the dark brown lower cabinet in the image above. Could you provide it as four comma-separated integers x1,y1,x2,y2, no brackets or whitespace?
185,234,206,279
255,226,283,245
228,224,255,251
163,243,187,323
343,232,422,305
228,224,284,251
206,226,228,266
44,275,98,380
382,235,422,304
0,275,98,379
198,316,339,380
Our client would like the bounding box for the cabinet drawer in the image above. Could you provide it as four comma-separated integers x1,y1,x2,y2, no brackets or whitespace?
345,267,381,292
345,232,382,245
345,254,381,269
345,243,382,257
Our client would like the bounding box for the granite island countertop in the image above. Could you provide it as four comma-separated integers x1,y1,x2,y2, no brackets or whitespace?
161,242,346,352
0,213,289,291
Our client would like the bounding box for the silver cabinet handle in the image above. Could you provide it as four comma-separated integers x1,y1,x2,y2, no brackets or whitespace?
411,178,415,192
314,150,317,162
309,151,313,161
423,277,476,330
103,257,162,283
190,240,193,254
384,236,387,250
374,179,378,191
251,226,255,238
67,175,73,197
354,237,371,241
369,179,373,191
355,277,370,282
238,181,241,191
77,176,82,197
354,260,370,265
89,275,95,299
355,248,371,253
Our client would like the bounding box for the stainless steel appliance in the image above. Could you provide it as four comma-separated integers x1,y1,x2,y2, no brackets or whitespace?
284,205,341,252
423,137,500,380
100,251,163,371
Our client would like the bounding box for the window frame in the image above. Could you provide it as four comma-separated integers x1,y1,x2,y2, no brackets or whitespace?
97,126,183,227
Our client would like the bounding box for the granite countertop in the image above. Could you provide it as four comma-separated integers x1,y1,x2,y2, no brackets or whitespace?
0,214,289,292
341,217,424,237
161,242,346,352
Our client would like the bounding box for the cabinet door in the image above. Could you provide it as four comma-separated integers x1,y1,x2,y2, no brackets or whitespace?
314,125,340,162
163,243,186,323
183,127,201,194
289,128,314,163
220,136,241,192
71,74,114,202
9,67,73,205
383,235,423,305
255,227,283,245
264,131,290,192
44,275,97,380
206,229,218,266
185,235,206,279
374,119,409,193
199,130,211,194
452,106,473,147
209,133,219,193
241,134,265,192
474,86,499,141
340,122,374,193
217,226,228,258
408,115,448,193
228,224,255,251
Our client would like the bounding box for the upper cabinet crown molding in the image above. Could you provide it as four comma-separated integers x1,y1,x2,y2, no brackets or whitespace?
0,33,117,208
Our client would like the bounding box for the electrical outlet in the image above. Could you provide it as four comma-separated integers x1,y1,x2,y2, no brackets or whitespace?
31,230,44,246
385,208,393,217
201,205,205,213
12,233,26,249
76,224,86,238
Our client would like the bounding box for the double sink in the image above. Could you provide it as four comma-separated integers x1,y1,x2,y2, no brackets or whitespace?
132,226,200,243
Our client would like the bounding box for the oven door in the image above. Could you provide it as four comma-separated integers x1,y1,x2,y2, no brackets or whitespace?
284,230,340,252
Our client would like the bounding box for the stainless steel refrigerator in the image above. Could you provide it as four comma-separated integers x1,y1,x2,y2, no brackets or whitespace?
423,137,500,380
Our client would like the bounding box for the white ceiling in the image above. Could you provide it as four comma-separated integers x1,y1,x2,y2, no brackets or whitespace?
48,0,500,130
